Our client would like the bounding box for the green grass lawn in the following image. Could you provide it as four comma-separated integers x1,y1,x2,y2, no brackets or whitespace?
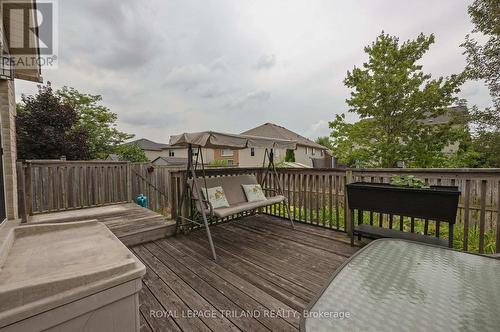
270,204,497,254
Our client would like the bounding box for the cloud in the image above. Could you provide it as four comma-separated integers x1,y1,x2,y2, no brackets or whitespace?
225,90,271,108
14,0,490,143
305,120,331,140
254,54,276,70
62,0,160,71
163,64,214,90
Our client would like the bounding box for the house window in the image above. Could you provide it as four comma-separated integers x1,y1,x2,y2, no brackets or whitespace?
250,148,255,157
312,148,315,155
227,160,234,166
221,149,233,157
305,147,308,154
169,150,174,157
320,150,324,157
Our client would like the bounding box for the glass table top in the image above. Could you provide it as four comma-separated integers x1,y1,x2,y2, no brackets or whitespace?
303,239,500,332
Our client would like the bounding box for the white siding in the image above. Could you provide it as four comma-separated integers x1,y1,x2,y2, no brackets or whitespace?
144,148,215,162
238,146,316,167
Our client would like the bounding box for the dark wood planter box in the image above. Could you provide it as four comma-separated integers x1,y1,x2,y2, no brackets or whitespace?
346,182,460,247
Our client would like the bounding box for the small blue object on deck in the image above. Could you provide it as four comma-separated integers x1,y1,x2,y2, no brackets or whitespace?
135,194,148,208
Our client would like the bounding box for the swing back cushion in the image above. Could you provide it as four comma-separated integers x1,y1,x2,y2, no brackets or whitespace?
189,175,285,218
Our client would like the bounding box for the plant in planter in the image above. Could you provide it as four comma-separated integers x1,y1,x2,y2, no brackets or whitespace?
390,175,429,188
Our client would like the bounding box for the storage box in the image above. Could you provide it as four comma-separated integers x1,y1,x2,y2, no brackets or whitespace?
0,220,145,332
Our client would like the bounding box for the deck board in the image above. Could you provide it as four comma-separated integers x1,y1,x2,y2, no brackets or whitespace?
134,214,360,332
196,227,328,287
170,235,312,310
28,203,175,246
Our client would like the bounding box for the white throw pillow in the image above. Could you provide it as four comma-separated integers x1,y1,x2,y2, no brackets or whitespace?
242,184,267,202
201,186,230,209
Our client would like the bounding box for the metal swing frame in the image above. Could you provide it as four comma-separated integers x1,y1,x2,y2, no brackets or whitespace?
175,144,294,261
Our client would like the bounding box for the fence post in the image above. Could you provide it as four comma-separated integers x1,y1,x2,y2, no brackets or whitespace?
496,179,500,254
127,163,133,202
345,169,353,236
170,171,177,219
16,162,28,223
478,179,487,254
20,162,34,220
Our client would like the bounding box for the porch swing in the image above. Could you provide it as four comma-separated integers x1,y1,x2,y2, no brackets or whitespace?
169,131,297,260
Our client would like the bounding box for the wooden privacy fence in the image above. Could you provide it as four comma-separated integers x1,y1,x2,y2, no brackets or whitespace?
16,160,182,220
129,163,183,213
17,161,500,253
17,161,131,218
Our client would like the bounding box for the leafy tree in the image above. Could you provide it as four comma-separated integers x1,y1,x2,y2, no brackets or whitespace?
284,149,295,162
331,32,466,167
330,115,379,167
57,87,133,159
462,0,500,167
315,136,333,151
115,144,148,162
17,84,91,160
17,84,135,161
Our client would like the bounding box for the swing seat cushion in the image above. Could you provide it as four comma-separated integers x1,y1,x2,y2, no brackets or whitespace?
188,174,286,218
212,195,285,218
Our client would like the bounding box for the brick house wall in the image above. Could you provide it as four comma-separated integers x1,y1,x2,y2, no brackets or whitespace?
0,80,18,219
214,149,239,166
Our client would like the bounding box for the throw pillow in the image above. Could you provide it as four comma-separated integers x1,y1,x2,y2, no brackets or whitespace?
201,186,230,209
242,184,267,202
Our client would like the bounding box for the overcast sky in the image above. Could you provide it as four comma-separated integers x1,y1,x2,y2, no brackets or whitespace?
16,0,490,143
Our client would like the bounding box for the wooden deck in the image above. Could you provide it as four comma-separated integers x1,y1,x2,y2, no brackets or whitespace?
28,203,175,246
133,215,361,332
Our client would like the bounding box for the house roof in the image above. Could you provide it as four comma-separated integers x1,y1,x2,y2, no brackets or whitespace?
241,123,327,150
362,106,468,126
152,157,188,165
420,106,468,125
105,154,120,161
125,138,170,151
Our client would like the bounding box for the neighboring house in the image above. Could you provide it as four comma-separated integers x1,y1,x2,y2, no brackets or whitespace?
351,106,468,167
124,138,170,161
240,123,331,168
213,148,239,167
132,124,333,168
127,138,215,163
105,154,120,161
421,106,468,155
152,156,188,167
0,0,42,222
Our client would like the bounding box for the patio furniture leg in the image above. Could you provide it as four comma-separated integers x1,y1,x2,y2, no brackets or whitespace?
357,210,362,240
448,221,454,248
200,209,217,261
188,156,217,261
350,208,355,246
285,199,295,229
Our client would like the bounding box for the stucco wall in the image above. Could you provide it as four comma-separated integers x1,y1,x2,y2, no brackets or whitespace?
238,147,283,167
238,146,326,168
145,148,215,163
144,150,167,162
